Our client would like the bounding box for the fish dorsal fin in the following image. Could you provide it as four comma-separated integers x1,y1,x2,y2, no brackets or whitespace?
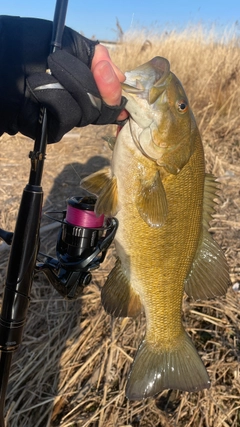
136,170,168,227
184,174,230,300
101,258,142,318
80,167,118,216
202,173,219,227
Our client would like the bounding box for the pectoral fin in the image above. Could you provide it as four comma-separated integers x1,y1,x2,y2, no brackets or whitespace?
184,174,230,300
136,170,168,227
101,258,142,318
80,167,118,216
81,167,112,195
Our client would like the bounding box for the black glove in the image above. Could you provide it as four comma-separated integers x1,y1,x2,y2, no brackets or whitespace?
0,16,126,143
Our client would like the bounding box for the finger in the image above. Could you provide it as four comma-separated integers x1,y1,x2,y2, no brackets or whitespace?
93,60,122,106
92,45,128,121
92,44,125,83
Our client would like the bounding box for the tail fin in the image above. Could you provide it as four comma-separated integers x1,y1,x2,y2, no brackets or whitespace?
126,332,210,400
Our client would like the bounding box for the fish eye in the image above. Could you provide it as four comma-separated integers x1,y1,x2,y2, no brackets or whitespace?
176,99,188,114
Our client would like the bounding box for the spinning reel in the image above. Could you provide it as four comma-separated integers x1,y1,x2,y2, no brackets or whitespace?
37,196,118,299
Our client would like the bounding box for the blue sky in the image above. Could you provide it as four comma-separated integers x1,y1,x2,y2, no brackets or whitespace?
1,0,239,41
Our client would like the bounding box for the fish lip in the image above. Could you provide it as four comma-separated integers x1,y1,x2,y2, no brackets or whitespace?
122,56,171,102
124,56,170,86
121,82,144,95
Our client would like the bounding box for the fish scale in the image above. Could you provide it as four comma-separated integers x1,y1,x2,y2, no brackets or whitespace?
135,138,204,347
81,56,230,399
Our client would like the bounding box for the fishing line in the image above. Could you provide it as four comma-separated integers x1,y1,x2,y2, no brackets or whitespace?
66,197,104,228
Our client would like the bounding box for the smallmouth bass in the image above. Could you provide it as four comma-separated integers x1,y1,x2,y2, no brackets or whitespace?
81,57,230,400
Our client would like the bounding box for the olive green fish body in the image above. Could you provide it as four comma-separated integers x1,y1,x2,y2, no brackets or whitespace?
81,57,230,399
111,122,209,397
113,122,204,327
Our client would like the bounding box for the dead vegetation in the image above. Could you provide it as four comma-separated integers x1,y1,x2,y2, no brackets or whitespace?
0,26,240,426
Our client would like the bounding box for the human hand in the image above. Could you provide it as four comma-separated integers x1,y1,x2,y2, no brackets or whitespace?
24,42,128,142
0,17,127,143
91,44,128,122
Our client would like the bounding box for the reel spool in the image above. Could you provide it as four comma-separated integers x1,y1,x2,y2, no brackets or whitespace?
37,196,118,299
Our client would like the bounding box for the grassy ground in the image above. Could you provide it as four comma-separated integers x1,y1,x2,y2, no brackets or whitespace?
0,26,240,426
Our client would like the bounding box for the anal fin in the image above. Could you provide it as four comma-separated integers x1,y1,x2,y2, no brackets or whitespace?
101,258,142,318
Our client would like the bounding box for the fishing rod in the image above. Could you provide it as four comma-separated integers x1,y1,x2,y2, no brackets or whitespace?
0,1,118,423
0,2,69,423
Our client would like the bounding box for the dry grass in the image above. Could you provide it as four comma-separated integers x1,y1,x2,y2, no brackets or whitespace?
0,26,240,426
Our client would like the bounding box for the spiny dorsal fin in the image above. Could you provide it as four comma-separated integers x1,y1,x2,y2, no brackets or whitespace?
136,170,168,227
126,332,210,400
184,173,230,300
80,167,118,216
101,258,142,318
202,173,220,228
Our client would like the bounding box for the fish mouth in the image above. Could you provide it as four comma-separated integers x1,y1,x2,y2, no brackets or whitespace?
121,56,173,165
122,56,170,104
